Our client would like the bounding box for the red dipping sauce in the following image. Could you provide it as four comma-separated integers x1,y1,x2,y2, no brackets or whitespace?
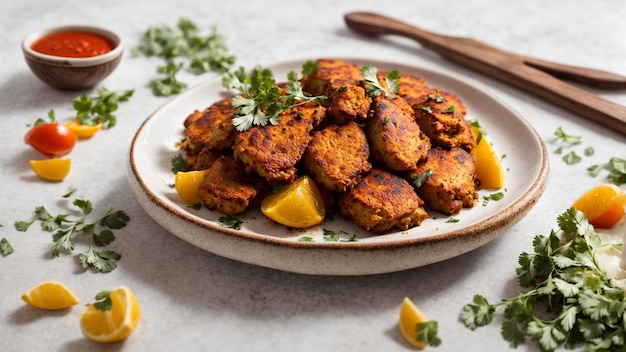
31,31,114,58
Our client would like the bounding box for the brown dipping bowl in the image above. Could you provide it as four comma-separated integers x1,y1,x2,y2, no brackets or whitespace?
22,25,124,90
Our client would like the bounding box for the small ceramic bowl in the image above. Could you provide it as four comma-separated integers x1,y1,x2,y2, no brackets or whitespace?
22,25,124,90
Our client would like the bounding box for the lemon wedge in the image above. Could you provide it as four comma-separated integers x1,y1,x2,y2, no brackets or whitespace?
21,280,79,310
80,286,141,343
175,170,207,204
261,176,325,228
471,127,504,189
29,158,71,182
65,119,103,139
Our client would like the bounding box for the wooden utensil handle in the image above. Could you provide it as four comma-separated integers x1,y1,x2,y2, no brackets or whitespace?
344,12,626,134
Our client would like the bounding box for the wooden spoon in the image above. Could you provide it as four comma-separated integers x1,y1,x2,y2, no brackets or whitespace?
345,12,626,134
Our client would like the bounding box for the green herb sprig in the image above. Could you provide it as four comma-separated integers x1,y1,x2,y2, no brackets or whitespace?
360,66,400,98
15,194,129,273
73,88,134,128
222,63,326,131
0,238,13,255
92,290,113,311
460,208,626,351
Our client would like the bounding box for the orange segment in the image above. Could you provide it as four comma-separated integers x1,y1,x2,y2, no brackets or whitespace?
398,297,430,349
572,184,626,229
29,158,71,181
174,170,207,204
261,176,325,228
21,280,80,310
471,126,504,189
80,286,141,343
65,119,103,139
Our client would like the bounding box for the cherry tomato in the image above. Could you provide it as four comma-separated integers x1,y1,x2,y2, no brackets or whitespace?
25,123,78,157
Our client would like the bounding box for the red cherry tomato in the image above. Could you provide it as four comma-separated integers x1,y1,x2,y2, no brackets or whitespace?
25,123,78,157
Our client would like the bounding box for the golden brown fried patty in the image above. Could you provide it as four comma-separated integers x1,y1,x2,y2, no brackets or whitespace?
366,96,431,172
407,147,478,215
184,97,236,153
198,155,267,216
338,169,428,233
396,73,431,107
302,58,363,96
185,146,221,171
325,80,371,124
303,121,372,192
413,90,474,152
233,103,326,183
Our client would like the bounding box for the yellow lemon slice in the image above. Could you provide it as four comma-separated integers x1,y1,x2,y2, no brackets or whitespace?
65,119,103,139
471,127,504,189
175,170,207,204
29,158,71,182
572,183,626,229
399,297,430,349
80,286,141,343
21,280,80,310
261,176,325,228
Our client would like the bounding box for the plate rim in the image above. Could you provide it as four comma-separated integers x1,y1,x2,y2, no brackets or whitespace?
127,56,549,274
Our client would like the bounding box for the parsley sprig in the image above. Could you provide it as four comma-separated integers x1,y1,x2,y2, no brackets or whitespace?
92,290,113,311
0,238,13,256
460,208,626,351
73,88,134,128
222,63,326,131
360,66,400,98
15,194,129,273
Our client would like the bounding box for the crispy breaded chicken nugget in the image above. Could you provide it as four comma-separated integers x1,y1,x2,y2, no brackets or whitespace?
407,147,478,215
413,90,474,152
302,58,363,96
325,79,371,124
366,96,431,172
198,155,267,216
303,121,372,192
184,97,236,153
338,169,428,233
233,103,326,183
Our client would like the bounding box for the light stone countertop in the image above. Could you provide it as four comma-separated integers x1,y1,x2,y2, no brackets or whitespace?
1,1,626,351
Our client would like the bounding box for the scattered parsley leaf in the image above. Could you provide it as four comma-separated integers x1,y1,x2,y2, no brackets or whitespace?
554,127,582,145
421,106,433,114
73,88,133,128
218,216,243,230
482,192,505,206
14,220,34,232
92,290,113,311
298,236,315,242
460,208,626,351
446,217,460,223
360,66,399,98
148,61,188,97
171,154,190,173
1,238,14,256
443,105,455,113
413,169,432,188
322,229,357,242
607,157,626,185
416,321,442,347
584,146,595,157
562,151,582,165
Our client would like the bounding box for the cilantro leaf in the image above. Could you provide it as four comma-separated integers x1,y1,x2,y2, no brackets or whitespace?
218,216,243,230
91,290,113,311
416,321,442,347
73,88,133,128
1,238,14,255
79,247,121,273
360,66,399,98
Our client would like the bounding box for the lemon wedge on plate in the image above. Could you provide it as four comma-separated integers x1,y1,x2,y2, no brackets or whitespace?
261,176,325,228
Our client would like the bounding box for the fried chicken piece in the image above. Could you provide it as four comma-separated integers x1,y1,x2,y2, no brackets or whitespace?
198,155,267,216
365,96,431,172
413,90,474,152
233,103,326,183
396,73,431,107
338,169,428,233
183,97,236,153
407,147,478,215
186,146,222,171
414,88,468,115
325,80,371,124
303,121,372,192
302,58,363,96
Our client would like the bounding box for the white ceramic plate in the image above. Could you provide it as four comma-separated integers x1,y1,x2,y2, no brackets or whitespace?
127,57,549,275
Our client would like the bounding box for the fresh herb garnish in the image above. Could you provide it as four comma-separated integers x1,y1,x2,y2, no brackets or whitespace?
413,169,432,188
416,321,442,347
563,151,582,165
148,61,187,97
92,290,113,311
421,106,433,114
218,215,243,230
445,217,460,223
322,229,358,242
360,66,400,98
554,127,582,145
482,192,504,206
171,154,190,173
222,64,326,131
73,88,134,128
0,238,13,256
16,194,129,273
443,105,456,113
133,18,235,96
298,236,315,242
461,208,626,351
589,157,626,185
